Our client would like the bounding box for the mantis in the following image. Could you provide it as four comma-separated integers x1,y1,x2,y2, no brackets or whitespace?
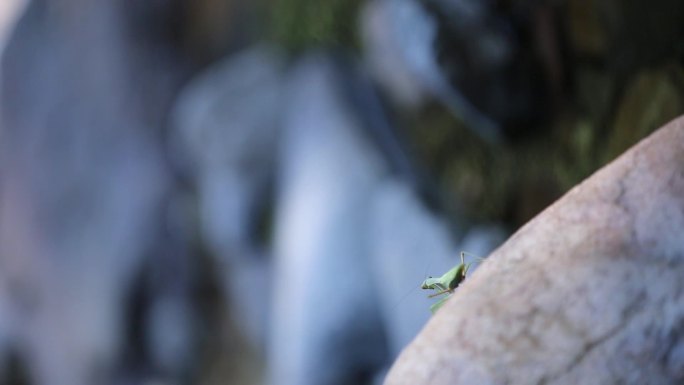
421,252,484,313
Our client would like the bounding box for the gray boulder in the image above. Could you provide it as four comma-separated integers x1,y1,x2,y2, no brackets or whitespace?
385,116,684,384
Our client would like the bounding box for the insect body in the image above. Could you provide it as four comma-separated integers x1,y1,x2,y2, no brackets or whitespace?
421,252,481,313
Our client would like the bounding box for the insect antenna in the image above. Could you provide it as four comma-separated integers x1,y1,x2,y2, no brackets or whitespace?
388,256,435,312
461,251,486,262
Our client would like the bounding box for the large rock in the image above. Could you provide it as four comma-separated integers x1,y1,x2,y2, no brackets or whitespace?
385,116,684,384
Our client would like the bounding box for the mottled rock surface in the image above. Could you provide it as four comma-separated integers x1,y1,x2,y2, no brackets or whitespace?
385,116,684,385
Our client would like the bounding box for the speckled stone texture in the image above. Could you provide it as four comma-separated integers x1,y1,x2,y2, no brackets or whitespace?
385,116,684,385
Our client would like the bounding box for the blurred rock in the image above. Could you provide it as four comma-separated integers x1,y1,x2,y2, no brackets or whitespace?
0,0,25,53
173,46,283,259
0,1,193,384
385,116,684,384
360,0,430,108
363,0,567,141
146,296,194,377
270,53,390,385
170,46,285,350
419,0,554,139
0,284,11,377
362,0,501,140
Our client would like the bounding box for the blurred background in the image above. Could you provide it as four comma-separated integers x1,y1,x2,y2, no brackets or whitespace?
1,1,683,384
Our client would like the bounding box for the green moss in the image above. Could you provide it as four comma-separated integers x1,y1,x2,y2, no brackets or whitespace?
269,0,365,52
604,65,684,162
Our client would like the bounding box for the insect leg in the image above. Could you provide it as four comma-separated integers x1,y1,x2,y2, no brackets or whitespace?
427,288,452,298
429,295,451,313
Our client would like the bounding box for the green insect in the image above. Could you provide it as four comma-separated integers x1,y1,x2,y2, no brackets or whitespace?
421,252,483,313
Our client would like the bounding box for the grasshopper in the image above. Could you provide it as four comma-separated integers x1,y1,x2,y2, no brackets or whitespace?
421,252,483,313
